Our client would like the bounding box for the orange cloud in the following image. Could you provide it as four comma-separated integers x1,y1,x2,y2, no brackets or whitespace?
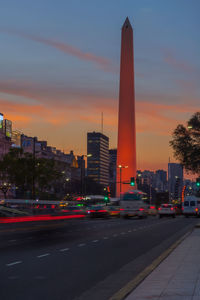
2,29,116,72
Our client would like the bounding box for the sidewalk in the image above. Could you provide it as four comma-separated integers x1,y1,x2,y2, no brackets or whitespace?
126,227,200,300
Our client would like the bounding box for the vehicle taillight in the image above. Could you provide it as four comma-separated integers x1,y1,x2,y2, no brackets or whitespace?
150,206,155,209
99,210,107,213
87,210,95,213
195,208,198,212
158,207,161,211
120,208,124,211
139,208,144,211
170,207,174,211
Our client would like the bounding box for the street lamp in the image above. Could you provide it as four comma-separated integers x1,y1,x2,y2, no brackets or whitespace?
117,165,128,199
80,154,92,196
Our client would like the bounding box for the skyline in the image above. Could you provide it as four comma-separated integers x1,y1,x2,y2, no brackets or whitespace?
0,0,199,171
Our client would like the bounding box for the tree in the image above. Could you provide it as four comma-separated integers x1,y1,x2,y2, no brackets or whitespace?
170,112,200,174
0,148,62,199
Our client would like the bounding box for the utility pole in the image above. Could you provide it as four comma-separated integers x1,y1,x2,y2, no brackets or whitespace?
32,137,36,200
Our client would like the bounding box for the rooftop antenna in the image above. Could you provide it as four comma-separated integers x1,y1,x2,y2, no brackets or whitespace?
101,112,103,134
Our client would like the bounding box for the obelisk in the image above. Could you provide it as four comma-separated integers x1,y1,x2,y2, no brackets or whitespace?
117,17,136,197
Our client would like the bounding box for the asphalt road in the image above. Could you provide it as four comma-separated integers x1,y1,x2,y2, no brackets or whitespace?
0,216,198,300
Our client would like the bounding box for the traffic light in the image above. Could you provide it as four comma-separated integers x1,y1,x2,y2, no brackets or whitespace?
104,196,109,201
196,178,200,187
104,186,110,203
130,177,135,186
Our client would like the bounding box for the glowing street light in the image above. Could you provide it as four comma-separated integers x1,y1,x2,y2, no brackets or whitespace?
117,165,128,199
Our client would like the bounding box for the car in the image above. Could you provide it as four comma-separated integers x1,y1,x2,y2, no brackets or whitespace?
158,204,176,218
120,190,148,219
106,206,121,217
62,206,86,216
148,205,157,216
87,206,110,218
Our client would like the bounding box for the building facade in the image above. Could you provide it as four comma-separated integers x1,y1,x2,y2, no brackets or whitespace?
168,163,183,201
87,132,109,187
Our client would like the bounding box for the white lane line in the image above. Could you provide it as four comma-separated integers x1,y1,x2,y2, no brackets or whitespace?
37,253,50,258
103,237,108,239
92,239,99,243
6,261,22,267
121,232,126,235
9,239,17,242
60,248,69,252
78,243,86,247
128,230,132,233
113,234,118,237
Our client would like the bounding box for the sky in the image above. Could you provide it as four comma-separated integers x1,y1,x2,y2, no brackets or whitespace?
0,0,199,171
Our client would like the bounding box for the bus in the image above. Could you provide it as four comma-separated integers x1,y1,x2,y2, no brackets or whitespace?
120,190,149,218
0,199,62,215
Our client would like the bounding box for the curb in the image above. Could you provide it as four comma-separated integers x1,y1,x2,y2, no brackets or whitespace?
109,229,192,300
195,223,200,228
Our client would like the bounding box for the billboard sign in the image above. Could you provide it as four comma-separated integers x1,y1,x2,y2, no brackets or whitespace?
3,119,12,138
0,113,3,130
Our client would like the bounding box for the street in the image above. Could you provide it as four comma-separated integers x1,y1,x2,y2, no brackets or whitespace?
0,216,198,300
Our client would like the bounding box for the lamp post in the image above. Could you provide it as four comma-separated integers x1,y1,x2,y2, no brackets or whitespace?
32,136,36,200
80,154,92,197
118,165,128,199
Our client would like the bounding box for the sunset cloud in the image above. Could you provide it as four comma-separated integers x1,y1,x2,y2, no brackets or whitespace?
2,29,116,72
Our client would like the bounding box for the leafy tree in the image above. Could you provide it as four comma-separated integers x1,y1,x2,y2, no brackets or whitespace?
170,112,200,174
0,148,62,199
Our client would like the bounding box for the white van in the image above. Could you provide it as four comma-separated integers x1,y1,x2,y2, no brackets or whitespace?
120,190,148,218
182,196,198,217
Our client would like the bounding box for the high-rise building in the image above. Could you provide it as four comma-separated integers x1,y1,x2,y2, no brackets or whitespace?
154,170,167,192
168,163,183,201
87,132,109,186
109,149,117,196
117,17,136,196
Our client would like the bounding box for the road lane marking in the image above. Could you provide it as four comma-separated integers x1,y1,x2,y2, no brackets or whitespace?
103,237,108,239
92,239,99,243
128,230,132,233
121,232,126,235
6,261,22,267
78,243,86,247
37,253,50,258
9,239,17,242
60,248,69,252
113,234,118,237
